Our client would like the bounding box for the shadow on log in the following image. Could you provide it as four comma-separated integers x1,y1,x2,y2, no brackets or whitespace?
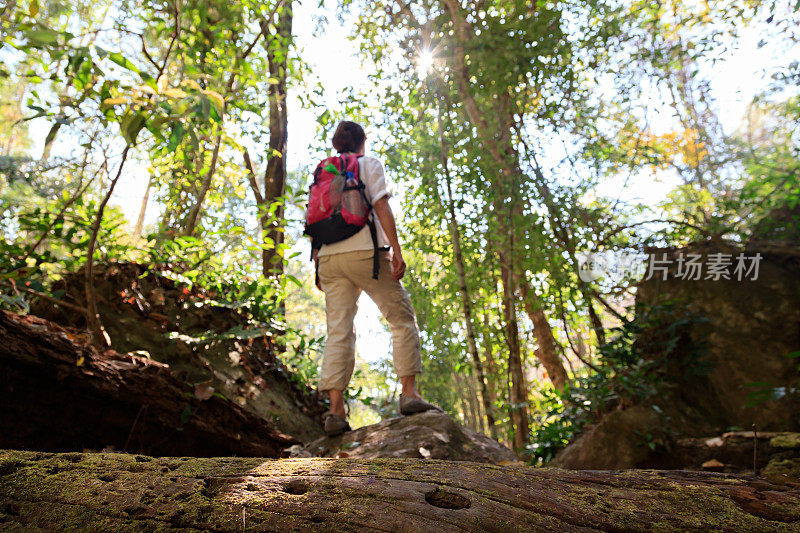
1,450,799,531
0,311,295,457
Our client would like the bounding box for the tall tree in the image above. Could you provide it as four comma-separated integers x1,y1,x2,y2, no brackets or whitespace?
259,2,293,279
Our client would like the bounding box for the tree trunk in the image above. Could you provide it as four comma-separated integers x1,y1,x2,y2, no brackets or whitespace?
529,161,609,349
480,313,500,439
442,0,568,393
133,175,153,237
468,374,486,434
453,372,478,431
84,145,130,347
260,4,292,279
501,256,529,452
438,101,497,438
586,293,607,346
3,450,798,531
463,373,483,434
0,311,296,457
182,132,222,236
518,280,569,390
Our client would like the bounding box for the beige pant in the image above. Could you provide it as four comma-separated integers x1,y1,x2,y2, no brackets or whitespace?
317,249,422,391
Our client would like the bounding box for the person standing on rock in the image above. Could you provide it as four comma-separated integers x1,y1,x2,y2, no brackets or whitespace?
304,120,442,436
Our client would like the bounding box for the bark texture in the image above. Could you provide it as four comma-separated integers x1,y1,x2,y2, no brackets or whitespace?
1,450,799,531
0,311,296,457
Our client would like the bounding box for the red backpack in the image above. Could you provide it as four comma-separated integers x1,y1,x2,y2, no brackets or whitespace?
304,153,380,279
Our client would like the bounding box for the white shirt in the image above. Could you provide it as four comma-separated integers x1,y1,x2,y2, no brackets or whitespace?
317,154,391,257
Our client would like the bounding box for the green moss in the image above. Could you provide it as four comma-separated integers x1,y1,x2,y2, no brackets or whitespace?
770,433,800,449
764,458,800,480
2,450,800,531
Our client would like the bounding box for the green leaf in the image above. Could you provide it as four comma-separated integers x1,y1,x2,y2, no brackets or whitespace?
107,52,140,74
29,0,39,18
201,90,224,113
140,72,158,91
167,122,185,152
120,112,147,145
197,94,211,122
26,28,60,46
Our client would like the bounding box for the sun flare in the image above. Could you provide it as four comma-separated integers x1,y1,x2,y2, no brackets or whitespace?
417,50,434,77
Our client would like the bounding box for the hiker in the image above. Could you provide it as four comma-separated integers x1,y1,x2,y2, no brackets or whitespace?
305,120,441,436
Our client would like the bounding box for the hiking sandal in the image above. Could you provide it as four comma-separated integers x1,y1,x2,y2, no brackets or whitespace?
324,413,351,437
398,394,444,416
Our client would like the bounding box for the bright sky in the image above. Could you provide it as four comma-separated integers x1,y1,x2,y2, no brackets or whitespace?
50,0,796,364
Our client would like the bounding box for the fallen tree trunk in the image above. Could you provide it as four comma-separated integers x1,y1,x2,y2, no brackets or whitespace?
1,450,798,531
0,311,295,457
31,262,327,442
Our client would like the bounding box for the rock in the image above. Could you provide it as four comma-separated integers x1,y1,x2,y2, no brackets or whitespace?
0,311,295,457
636,242,800,435
553,244,800,470
303,411,517,463
2,450,800,531
550,405,660,469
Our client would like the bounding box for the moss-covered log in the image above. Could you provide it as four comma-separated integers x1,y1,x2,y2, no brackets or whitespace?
1,450,799,531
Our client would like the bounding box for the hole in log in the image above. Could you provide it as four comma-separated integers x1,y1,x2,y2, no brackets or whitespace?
1,502,21,516
424,487,470,510
0,460,26,478
282,479,309,495
201,478,223,499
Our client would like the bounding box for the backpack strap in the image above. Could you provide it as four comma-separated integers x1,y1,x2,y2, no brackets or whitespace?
366,218,380,280
352,154,380,280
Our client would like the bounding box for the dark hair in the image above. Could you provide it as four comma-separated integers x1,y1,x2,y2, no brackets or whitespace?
332,121,366,153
